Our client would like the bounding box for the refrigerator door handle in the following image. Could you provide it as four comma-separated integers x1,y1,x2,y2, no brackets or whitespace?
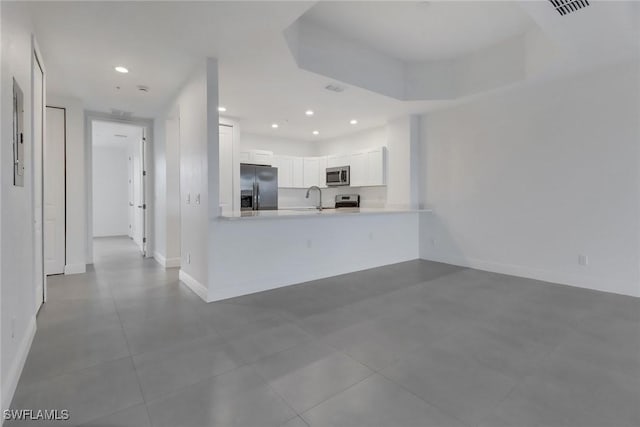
252,182,257,211
256,182,260,210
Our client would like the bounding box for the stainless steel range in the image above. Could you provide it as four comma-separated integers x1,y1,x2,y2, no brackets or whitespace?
335,194,360,208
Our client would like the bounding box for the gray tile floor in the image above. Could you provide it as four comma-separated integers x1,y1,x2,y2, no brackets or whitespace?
9,236,640,427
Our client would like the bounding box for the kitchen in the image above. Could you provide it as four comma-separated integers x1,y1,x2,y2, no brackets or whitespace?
198,111,424,302
217,120,417,219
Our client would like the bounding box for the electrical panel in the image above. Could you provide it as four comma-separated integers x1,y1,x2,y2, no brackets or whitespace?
13,78,25,187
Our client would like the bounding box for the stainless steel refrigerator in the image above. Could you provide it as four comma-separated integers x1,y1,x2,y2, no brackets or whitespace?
240,164,278,211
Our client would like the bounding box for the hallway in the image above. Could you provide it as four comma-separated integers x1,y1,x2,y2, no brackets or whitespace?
8,238,640,427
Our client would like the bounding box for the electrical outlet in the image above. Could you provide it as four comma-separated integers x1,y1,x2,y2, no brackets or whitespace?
187,253,191,264
195,194,200,205
430,238,436,246
578,254,588,266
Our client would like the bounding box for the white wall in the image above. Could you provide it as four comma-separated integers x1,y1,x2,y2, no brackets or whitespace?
48,95,86,274
92,145,129,237
315,126,387,156
386,116,421,209
1,1,38,412
210,213,419,301
154,58,219,295
165,113,181,266
153,117,167,258
241,133,316,157
419,60,640,297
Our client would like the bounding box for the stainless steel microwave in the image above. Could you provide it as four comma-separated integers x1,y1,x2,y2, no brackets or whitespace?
326,166,350,186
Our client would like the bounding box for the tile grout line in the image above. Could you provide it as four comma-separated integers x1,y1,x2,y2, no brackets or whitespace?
101,261,154,426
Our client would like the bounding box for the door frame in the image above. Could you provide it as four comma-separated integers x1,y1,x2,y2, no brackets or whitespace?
44,106,67,275
31,36,46,308
85,112,153,263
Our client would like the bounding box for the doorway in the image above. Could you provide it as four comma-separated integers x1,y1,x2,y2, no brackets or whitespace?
33,46,45,309
91,120,147,257
44,107,66,276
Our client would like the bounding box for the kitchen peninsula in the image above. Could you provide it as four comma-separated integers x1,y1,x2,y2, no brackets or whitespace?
203,117,425,303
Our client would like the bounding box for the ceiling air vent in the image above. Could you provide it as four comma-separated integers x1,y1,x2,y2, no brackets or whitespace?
110,108,133,120
549,0,590,16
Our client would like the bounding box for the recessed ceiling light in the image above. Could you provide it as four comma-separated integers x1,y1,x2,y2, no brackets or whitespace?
115,66,129,73
305,110,314,116
312,130,319,135
218,106,227,112
271,123,279,129
350,119,358,125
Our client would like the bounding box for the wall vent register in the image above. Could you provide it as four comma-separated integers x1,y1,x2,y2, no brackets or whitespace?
549,0,590,16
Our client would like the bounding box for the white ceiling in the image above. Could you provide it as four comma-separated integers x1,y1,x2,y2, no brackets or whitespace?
92,120,142,148
304,1,536,62
25,1,640,142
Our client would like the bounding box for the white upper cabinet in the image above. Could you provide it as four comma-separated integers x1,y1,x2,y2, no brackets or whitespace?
239,151,250,163
291,157,304,188
240,149,273,166
366,147,386,186
242,147,385,189
272,155,292,188
303,157,320,187
349,151,368,187
327,154,350,168
318,156,328,187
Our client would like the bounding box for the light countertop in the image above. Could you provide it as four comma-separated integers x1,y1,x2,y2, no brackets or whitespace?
217,207,432,221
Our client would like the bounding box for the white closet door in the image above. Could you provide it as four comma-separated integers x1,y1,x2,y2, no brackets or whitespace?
44,106,65,275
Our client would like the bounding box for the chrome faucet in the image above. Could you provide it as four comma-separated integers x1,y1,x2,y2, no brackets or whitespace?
305,186,322,211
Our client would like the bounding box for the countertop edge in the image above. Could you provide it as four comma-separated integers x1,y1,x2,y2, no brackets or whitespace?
216,208,433,221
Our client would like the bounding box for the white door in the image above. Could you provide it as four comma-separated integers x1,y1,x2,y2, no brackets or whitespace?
132,137,145,253
219,125,233,214
44,107,66,275
128,154,134,238
33,53,45,308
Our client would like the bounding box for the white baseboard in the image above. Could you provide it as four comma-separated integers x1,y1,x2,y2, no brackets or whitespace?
2,316,36,415
421,254,640,298
153,252,180,269
179,270,208,302
153,252,166,267
208,255,419,302
165,257,181,268
64,263,86,275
